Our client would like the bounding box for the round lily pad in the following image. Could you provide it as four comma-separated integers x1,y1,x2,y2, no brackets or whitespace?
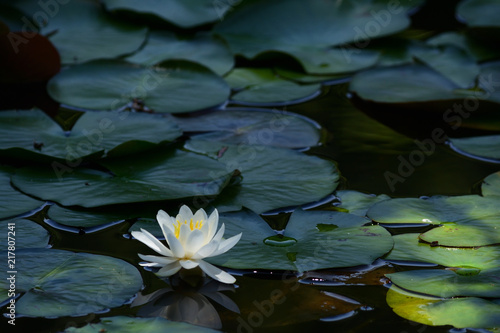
185,140,339,213
387,286,500,329
449,135,500,162
225,68,321,105
102,0,233,28
174,109,322,148
334,190,390,217
0,248,142,317
386,233,500,269
482,171,500,197
126,31,234,75
0,109,182,161
37,0,148,64
65,316,219,333
207,209,393,271
387,268,500,298
419,223,500,247
367,195,500,225
11,148,234,208
0,166,44,220
456,0,500,28
0,218,49,251
47,60,230,113
214,0,421,74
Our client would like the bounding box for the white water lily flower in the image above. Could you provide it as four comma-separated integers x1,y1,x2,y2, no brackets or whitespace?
132,205,241,284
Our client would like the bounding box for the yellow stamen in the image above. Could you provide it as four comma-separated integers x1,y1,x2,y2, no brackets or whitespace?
173,218,203,238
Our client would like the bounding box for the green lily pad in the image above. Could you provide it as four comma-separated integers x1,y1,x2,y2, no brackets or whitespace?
387,286,500,329
273,68,349,84
102,0,233,28
225,68,321,104
0,166,44,220
412,45,479,88
456,0,500,28
386,233,500,269
350,64,461,103
185,140,339,213
207,209,393,271
0,109,182,161
482,171,500,197
449,135,500,161
37,0,148,64
367,195,500,224
11,148,234,208
420,223,500,247
214,0,420,74
47,60,230,113
0,218,49,251
387,268,500,298
46,205,135,229
427,31,500,62
65,316,219,333
126,31,234,75
368,195,500,247
334,190,390,217
351,60,500,105
0,248,142,317
174,109,321,148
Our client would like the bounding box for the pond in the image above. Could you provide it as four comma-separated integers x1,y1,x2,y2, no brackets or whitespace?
1,0,500,332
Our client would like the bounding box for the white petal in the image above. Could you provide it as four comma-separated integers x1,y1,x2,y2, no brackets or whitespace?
211,223,225,244
184,229,205,257
210,232,242,257
138,254,178,266
177,205,193,221
179,259,200,269
193,208,208,224
157,210,175,237
177,223,192,246
191,241,219,259
205,209,219,241
156,261,182,277
166,232,185,258
198,260,236,284
132,229,173,257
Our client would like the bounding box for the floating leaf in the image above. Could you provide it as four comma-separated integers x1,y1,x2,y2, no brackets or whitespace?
449,135,500,162
126,31,234,75
11,148,233,208
103,0,233,28
0,218,49,251
412,45,479,88
0,109,182,161
175,109,321,148
207,209,393,271
214,0,420,74
482,171,500,197
185,140,339,213
334,190,390,217
456,0,500,28
419,223,500,247
386,233,500,269
427,31,500,62
0,166,44,220
0,248,142,317
36,0,148,64
387,286,500,329
225,68,320,105
47,60,230,113
387,268,500,298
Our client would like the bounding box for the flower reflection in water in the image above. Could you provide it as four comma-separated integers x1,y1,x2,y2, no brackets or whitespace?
132,271,239,329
